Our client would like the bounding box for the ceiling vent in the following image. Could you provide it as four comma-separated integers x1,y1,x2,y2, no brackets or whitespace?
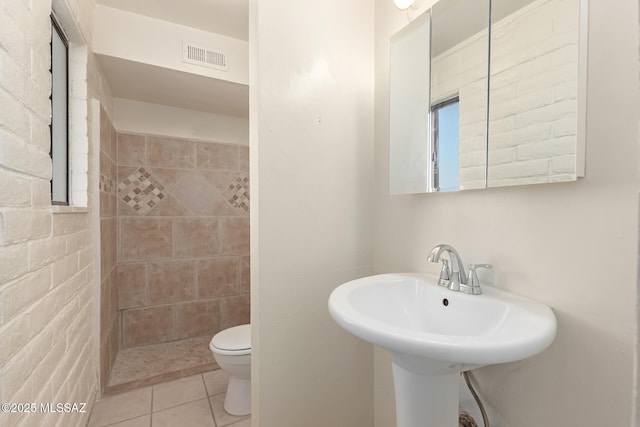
182,42,227,71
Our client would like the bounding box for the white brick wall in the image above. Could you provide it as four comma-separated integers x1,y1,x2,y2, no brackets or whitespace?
0,0,109,426
431,0,580,188
488,0,579,187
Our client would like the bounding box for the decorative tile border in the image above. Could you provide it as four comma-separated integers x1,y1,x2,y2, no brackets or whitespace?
118,167,166,215
100,173,114,193
224,176,250,212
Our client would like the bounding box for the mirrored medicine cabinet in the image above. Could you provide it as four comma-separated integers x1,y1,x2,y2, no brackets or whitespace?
389,0,587,194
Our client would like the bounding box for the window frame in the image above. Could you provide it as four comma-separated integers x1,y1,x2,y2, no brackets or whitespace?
50,14,70,206
430,96,460,192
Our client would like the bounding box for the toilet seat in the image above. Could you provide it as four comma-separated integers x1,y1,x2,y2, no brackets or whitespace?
210,324,251,356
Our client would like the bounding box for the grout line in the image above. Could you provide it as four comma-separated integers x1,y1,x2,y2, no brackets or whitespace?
150,384,155,414
102,414,151,427
201,371,211,397
204,373,219,427
152,396,212,415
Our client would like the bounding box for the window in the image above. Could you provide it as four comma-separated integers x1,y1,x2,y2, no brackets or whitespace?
50,15,69,205
431,97,460,192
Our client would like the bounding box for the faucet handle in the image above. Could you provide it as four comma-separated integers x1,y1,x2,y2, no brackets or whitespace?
465,264,492,295
437,259,451,287
469,263,492,271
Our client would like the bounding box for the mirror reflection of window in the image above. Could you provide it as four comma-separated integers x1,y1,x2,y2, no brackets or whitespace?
430,0,489,192
431,98,460,192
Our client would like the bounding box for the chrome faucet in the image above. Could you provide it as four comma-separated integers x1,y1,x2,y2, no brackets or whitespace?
427,244,492,295
427,244,467,291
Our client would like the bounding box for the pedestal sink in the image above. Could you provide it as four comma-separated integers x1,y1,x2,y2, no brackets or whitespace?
328,273,557,427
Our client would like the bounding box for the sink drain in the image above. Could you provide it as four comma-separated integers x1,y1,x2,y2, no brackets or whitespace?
459,411,479,427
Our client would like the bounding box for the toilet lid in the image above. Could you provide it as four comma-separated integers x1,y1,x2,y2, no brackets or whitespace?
212,324,251,351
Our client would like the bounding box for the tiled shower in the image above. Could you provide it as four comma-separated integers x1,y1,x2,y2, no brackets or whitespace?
99,107,250,394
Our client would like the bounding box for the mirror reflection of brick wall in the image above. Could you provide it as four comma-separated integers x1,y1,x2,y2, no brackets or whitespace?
116,132,250,348
431,0,579,188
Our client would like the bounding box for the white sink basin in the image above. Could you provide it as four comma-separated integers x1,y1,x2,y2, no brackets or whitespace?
329,273,556,369
328,273,557,427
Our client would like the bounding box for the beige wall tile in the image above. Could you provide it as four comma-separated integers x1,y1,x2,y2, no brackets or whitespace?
100,150,112,182
199,170,250,216
199,192,239,217
174,218,220,258
146,136,196,169
122,306,174,347
173,173,217,214
100,218,117,281
100,106,117,162
109,271,119,323
117,165,139,184
99,331,111,393
118,133,146,166
117,198,138,217
100,191,109,218
109,117,118,163
148,260,197,305
100,106,111,155
109,313,119,377
197,257,238,299
238,146,249,172
113,132,252,349
196,142,238,170
219,295,250,331
100,108,120,399
108,194,117,218
118,263,147,309
219,217,249,255
101,276,112,347
120,218,173,261
199,170,235,193
146,194,191,217
174,300,221,340
147,168,190,192
238,256,250,294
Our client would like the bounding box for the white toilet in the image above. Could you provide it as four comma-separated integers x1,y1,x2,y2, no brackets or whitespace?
209,324,251,416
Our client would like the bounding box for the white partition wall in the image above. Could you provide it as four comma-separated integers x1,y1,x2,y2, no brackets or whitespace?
250,0,376,425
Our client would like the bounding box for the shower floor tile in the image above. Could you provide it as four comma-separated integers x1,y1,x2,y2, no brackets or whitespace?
106,336,218,395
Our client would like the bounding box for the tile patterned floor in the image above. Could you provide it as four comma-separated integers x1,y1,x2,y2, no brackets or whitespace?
106,336,218,395
89,370,250,427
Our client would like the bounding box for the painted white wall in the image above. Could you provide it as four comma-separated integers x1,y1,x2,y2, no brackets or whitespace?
374,1,639,427
112,98,249,146
250,0,375,425
94,5,248,85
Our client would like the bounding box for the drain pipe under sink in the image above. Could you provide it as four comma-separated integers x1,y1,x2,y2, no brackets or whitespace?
461,371,490,427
